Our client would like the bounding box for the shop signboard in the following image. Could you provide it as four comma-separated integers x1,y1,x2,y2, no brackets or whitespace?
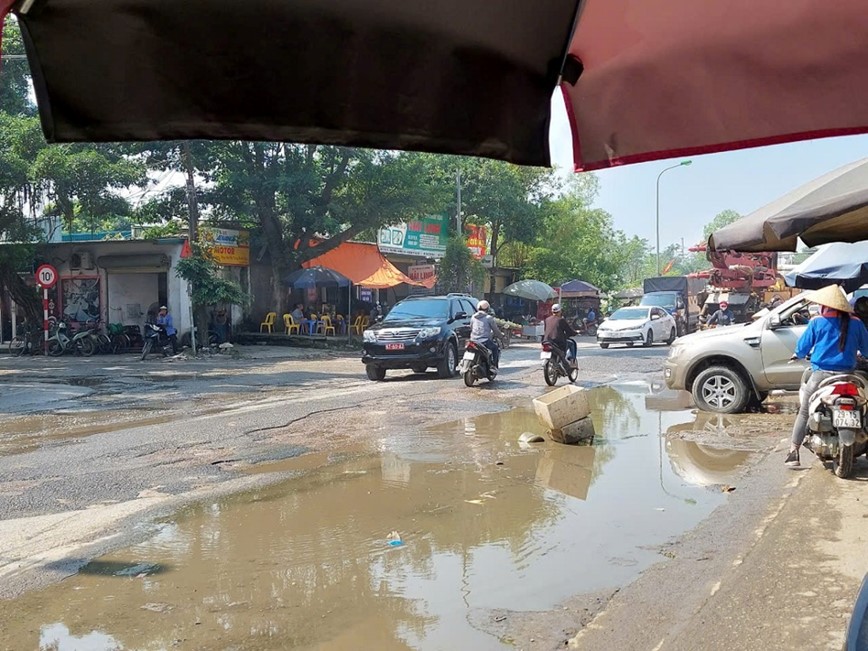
200,227,250,266
465,225,487,259
407,264,436,283
378,215,449,259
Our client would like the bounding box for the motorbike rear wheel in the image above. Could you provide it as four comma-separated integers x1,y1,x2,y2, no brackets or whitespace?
141,338,153,361
834,444,855,478
78,337,96,357
543,359,558,386
463,370,476,387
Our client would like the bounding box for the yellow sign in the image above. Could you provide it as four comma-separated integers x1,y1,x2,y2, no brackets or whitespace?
200,227,250,267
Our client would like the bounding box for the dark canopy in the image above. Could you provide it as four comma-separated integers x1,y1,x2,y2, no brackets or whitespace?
709,159,868,252
783,242,868,293
10,0,579,166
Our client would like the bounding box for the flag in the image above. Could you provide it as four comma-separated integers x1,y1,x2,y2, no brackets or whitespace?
662,260,675,274
181,238,192,259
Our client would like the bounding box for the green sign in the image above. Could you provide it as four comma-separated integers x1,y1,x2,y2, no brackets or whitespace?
378,214,450,259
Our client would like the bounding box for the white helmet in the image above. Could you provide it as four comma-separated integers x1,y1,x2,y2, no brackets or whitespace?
551,303,562,314
477,300,490,312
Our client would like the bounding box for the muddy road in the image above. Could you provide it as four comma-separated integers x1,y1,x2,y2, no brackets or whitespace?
0,341,864,650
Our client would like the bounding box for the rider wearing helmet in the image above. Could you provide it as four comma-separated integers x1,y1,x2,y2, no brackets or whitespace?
707,300,735,327
470,300,502,370
543,303,578,366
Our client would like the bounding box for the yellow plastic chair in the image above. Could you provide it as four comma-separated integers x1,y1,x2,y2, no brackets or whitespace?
350,315,365,334
320,315,336,336
283,313,300,335
259,312,277,333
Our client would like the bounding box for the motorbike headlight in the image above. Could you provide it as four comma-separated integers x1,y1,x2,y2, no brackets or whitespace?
363,330,377,343
417,326,441,339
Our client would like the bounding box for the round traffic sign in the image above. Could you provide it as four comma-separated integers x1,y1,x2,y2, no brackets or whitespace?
35,264,58,288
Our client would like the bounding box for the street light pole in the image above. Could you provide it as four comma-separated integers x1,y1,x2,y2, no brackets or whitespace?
656,160,692,275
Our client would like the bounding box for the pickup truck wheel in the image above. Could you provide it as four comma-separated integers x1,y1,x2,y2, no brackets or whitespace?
366,364,386,381
692,365,750,413
599,343,609,349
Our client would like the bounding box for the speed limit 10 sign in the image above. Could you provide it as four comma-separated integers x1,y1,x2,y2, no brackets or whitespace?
35,264,59,288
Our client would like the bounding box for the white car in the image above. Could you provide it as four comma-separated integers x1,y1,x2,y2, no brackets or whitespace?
597,306,678,349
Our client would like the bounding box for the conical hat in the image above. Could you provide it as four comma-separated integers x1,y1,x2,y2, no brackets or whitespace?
805,284,853,313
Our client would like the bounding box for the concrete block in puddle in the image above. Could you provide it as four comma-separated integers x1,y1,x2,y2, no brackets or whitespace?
549,417,595,445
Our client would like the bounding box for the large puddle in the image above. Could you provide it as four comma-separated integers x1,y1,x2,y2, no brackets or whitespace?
0,386,754,650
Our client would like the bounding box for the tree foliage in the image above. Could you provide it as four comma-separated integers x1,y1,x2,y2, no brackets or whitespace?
702,209,742,241
438,237,485,295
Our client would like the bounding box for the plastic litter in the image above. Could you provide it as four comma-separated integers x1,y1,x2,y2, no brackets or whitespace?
387,531,403,546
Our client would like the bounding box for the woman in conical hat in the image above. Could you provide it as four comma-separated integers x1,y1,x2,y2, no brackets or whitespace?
787,284,868,467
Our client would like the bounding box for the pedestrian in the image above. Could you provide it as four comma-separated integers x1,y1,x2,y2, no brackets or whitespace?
212,308,230,344
291,303,305,323
156,305,178,354
786,285,868,467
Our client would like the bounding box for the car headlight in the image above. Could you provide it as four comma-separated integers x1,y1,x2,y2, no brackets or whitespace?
363,330,377,343
417,326,441,339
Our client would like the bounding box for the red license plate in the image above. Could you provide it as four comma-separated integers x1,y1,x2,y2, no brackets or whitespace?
385,343,405,351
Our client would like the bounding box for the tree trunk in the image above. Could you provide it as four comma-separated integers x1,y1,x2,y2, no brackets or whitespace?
487,223,501,302
0,262,40,323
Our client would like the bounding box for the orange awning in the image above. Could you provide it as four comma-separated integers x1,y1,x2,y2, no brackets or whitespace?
302,241,435,289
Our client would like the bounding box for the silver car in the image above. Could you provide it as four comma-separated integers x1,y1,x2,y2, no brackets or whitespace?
664,293,813,413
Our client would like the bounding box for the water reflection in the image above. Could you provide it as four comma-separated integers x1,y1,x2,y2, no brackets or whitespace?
0,386,747,650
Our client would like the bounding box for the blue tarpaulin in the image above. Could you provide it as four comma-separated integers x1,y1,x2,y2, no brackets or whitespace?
783,242,868,292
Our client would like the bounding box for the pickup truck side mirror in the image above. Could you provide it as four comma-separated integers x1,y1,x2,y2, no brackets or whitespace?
768,314,782,330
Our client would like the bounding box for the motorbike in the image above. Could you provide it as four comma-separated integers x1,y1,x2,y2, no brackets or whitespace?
141,323,174,360
458,340,497,386
540,339,578,386
47,319,96,356
801,370,868,478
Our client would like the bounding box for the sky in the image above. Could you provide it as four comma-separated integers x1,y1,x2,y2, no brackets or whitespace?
547,95,868,253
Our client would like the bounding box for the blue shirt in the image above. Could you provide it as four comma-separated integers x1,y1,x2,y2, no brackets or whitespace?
156,313,176,336
796,315,868,372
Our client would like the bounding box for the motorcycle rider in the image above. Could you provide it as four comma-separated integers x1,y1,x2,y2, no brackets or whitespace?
470,300,501,372
156,305,178,354
787,285,868,467
544,303,578,367
706,300,735,327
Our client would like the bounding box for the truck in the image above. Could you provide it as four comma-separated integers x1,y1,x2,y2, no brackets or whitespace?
687,246,778,324
640,276,706,336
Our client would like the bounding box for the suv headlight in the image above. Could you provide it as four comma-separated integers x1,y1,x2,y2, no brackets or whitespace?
417,326,441,339
363,330,377,343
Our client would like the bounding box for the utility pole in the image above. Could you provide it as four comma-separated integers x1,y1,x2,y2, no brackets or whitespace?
456,169,462,237
182,142,199,355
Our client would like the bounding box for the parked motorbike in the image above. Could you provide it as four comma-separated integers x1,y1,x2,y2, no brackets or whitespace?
141,323,174,360
47,319,95,356
458,340,497,387
801,370,868,478
540,340,578,386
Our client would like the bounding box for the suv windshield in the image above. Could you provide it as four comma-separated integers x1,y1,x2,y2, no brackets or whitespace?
384,298,449,320
611,307,649,321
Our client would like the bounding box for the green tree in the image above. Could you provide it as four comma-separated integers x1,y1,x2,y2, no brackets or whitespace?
144,143,439,312
438,237,485,294
702,209,742,240
525,175,629,292
455,159,554,296
0,19,33,116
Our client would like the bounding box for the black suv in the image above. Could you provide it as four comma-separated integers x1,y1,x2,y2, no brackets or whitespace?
361,294,478,381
